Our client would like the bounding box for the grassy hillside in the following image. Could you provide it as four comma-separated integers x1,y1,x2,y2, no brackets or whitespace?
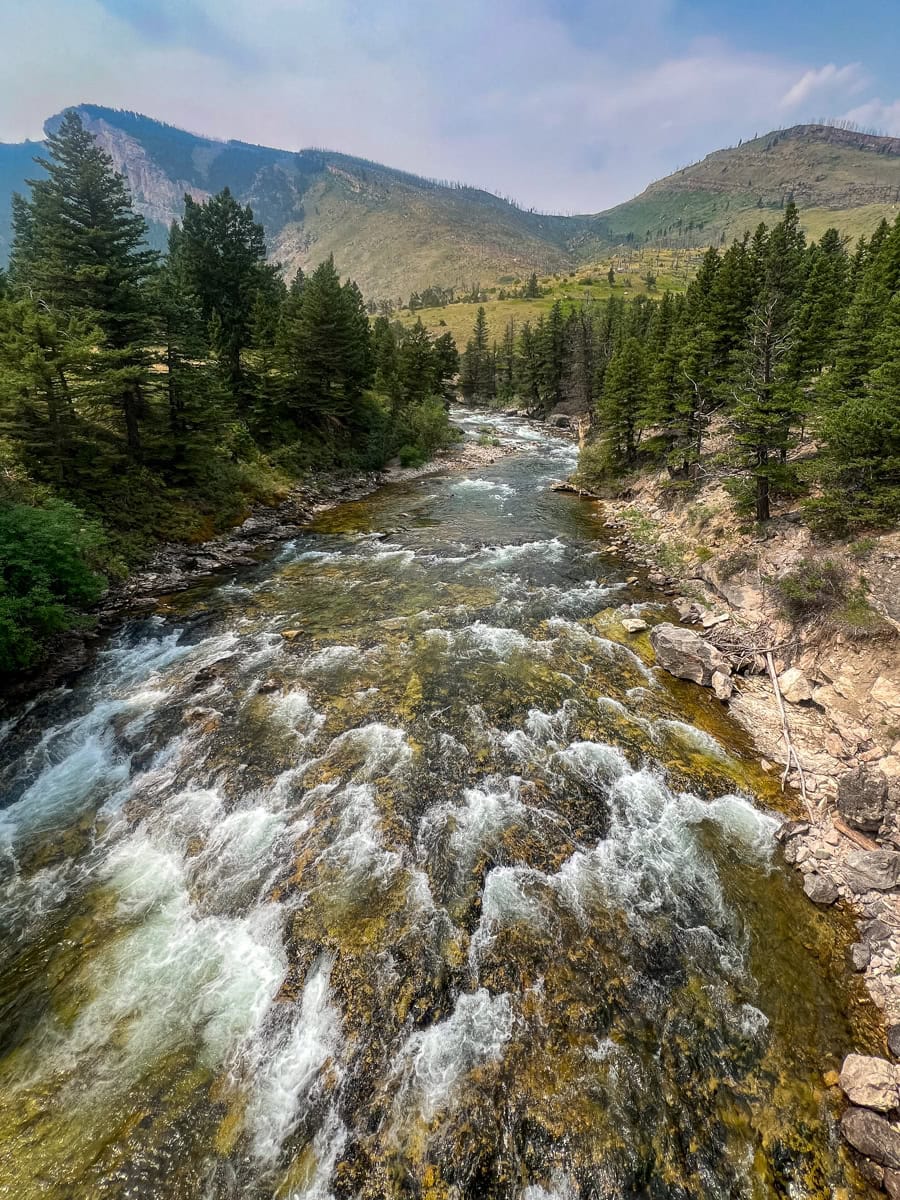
598,125,900,249
396,248,701,343
2,112,898,300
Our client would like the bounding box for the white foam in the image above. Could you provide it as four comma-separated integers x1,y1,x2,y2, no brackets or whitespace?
246,954,342,1163
301,645,362,675
395,989,514,1121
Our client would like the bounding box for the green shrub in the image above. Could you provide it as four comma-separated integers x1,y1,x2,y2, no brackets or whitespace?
849,537,877,559
398,444,426,468
831,583,896,641
0,499,109,670
718,548,757,579
773,558,845,620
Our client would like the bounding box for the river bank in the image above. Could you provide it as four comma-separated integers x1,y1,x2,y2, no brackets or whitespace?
0,428,525,714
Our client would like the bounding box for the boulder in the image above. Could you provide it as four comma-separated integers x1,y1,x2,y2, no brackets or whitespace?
838,767,889,833
850,941,872,971
803,874,839,905
842,850,900,894
840,1054,900,1112
711,671,734,701
649,623,731,688
841,1106,900,1169
621,618,648,633
778,667,813,704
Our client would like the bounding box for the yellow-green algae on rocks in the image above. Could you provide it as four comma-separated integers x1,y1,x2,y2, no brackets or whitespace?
0,413,880,1199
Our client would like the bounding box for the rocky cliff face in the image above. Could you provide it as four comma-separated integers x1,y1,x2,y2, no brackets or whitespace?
80,114,211,230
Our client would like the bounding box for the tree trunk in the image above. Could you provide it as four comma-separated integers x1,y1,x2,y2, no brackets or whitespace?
123,386,142,459
756,448,770,522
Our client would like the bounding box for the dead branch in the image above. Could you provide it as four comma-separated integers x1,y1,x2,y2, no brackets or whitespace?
765,649,811,817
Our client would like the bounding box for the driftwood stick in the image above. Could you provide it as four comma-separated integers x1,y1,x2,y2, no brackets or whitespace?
765,650,811,816
833,814,879,851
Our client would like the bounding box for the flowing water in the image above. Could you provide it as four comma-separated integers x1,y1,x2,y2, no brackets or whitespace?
0,414,878,1198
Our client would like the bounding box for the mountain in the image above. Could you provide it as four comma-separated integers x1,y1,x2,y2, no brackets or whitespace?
594,124,900,249
1,108,899,299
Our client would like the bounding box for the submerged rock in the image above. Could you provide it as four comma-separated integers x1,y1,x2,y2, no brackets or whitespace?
841,1106,900,1168
838,767,889,834
649,623,731,688
840,1054,900,1112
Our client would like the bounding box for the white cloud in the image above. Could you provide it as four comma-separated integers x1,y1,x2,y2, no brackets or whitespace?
780,62,866,110
842,98,900,135
0,2,894,212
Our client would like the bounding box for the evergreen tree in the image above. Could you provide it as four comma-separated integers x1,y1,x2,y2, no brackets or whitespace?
277,255,372,427
10,109,158,457
178,188,273,402
460,307,494,401
0,298,96,485
596,336,646,469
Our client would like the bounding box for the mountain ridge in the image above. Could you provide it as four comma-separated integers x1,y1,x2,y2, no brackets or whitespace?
1,106,899,297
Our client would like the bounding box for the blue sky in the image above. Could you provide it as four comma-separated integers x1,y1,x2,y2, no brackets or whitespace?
1,0,897,211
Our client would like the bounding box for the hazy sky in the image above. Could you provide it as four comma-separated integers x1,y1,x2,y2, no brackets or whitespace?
2,0,898,212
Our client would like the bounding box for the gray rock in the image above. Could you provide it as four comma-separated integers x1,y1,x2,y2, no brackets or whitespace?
840,1054,900,1112
885,1167,900,1199
842,850,900,894
803,873,839,905
838,767,889,833
711,670,734,701
775,820,810,843
865,919,894,946
649,623,731,688
850,941,872,971
889,1026,900,1060
621,618,648,633
841,1106,900,1168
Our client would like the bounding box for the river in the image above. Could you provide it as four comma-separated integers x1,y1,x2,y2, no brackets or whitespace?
0,413,876,1198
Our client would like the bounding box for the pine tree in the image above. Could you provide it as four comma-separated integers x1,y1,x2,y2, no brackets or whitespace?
460,307,494,401
277,255,372,427
178,188,272,403
10,110,158,457
151,226,231,477
810,293,900,531
0,298,97,485
597,335,646,470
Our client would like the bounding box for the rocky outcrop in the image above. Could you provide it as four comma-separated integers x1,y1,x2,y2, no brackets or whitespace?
649,623,731,688
842,851,900,894
839,768,890,834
